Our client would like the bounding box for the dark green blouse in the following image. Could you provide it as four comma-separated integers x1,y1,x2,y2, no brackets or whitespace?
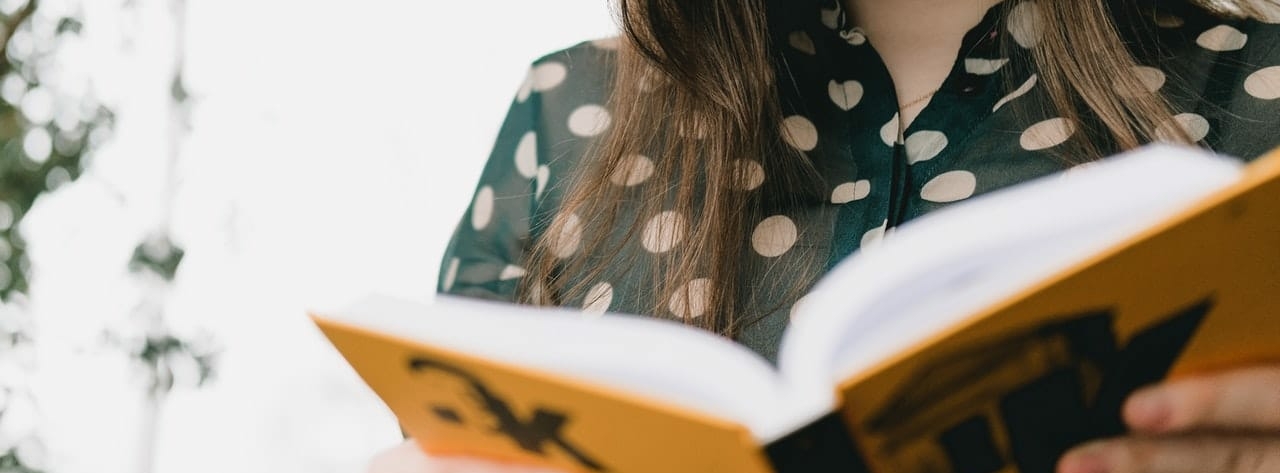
437,0,1280,361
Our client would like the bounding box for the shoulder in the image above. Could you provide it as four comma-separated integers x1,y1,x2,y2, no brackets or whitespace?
435,38,624,298
1195,11,1280,160
495,36,621,178
516,37,621,146
532,37,622,69
519,38,620,115
513,38,623,224
1135,4,1280,160
1161,4,1280,101
1181,4,1280,57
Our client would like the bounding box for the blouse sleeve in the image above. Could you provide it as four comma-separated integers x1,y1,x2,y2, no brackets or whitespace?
436,40,616,302
1211,15,1280,162
1149,10,1278,162
436,67,549,302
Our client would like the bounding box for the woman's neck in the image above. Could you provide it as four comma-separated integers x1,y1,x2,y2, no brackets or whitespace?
843,0,1003,134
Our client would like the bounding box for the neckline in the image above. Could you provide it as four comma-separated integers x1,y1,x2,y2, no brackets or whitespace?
805,0,1010,60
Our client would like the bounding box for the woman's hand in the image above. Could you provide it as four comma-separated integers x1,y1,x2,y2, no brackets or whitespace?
1059,366,1280,473
367,440,561,473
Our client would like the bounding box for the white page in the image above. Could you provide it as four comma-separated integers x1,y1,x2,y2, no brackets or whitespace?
324,294,792,439
326,145,1246,445
778,145,1244,425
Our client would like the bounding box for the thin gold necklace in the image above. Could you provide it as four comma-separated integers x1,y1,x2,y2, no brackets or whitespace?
899,88,940,111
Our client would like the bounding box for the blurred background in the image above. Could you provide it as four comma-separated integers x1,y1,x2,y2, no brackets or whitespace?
0,0,616,472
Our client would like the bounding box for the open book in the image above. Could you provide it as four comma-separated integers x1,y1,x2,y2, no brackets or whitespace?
313,144,1280,473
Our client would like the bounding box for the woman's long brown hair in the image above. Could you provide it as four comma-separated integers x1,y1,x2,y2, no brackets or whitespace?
520,0,1278,338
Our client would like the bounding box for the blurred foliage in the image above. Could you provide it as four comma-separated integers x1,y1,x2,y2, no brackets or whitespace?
128,234,186,282
102,329,218,398
0,452,42,473
0,0,114,471
0,0,114,301
136,334,217,391
0,0,216,467
118,233,219,398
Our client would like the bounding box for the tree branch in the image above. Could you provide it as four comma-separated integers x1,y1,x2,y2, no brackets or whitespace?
0,0,39,78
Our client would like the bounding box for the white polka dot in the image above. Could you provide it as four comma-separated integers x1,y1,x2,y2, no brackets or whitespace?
734,159,766,191
1008,2,1044,48
842,27,867,46
862,221,888,248
516,73,534,103
752,215,798,258
1120,66,1166,97
789,31,816,55
669,278,712,320
828,80,864,111
642,211,687,253
964,58,1010,75
514,132,538,178
831,180,871,204
591,36,621,49
499,265,527,281
781,115,819,151
880,113,901,146
535,165,550,200
905,130,949,164
552,213,583,259
531,62,568,92
1154,12,1185,28
568,104,612,137
1156,113,1211,142
1197,25,1248,51
921,171,978,203
442,258,460,292
471,186,495,230
820,8,842,29
583,282,614,316
1245,66,1280,100
610,154,654,187
994,74,1038,112
1020,117,1075,151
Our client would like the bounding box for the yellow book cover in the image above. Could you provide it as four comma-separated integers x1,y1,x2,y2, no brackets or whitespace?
313,145,1280,473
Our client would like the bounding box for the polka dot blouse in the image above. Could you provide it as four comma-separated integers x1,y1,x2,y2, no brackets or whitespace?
438,0,1280,361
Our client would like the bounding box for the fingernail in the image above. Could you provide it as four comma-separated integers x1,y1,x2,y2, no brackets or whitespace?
1060,448,1111,473
1127,387,1172,431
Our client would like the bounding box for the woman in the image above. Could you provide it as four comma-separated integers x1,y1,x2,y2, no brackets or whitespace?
379,0,1280,471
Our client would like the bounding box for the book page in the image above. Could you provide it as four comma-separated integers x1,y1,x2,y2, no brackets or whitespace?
777,145,1244,418
831,147,1280,473
317,294,802,438
315,311,776,473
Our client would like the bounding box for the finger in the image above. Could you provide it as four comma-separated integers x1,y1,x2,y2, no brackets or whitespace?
1124,366,1280,433
430,457,562,473
367,440,435,473
366,440,563,473
1059,436,1280,473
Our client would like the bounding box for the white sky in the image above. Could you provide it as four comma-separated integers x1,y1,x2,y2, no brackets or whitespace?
19,1,617,472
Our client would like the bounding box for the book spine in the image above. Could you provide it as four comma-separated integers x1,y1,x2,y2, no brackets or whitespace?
764,412,871,473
